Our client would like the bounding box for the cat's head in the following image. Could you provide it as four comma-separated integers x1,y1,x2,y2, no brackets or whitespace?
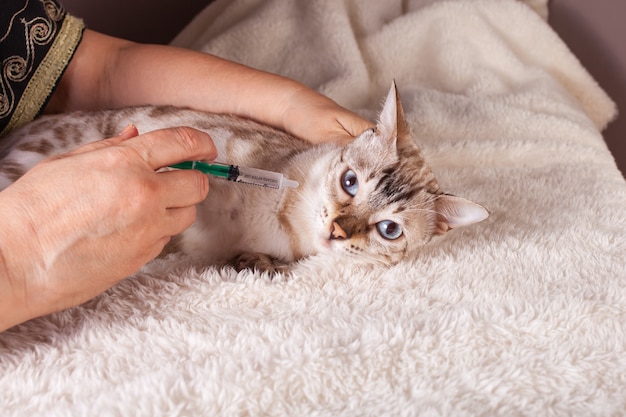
317,82,488,265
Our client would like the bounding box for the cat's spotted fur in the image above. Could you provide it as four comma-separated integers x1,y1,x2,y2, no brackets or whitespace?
0,84,488,272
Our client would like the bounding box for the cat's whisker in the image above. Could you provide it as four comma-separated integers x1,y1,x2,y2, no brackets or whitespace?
345,247,394,268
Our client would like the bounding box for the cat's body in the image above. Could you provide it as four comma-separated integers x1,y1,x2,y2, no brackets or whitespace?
0,85,488,272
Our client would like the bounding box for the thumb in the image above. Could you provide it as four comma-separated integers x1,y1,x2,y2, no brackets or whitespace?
61,124,140,158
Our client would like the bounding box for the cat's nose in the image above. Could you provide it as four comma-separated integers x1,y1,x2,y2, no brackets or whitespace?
330,221,349,240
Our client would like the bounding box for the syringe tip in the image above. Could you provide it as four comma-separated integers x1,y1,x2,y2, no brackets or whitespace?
283,178,299,189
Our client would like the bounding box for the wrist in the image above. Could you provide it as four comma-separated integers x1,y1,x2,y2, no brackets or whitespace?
0,188,47,331
0,227,35,331
0,240,23,331
279,85,335,137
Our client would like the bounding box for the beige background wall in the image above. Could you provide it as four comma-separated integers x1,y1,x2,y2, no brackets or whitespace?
550,0,626,176
62,0,625,176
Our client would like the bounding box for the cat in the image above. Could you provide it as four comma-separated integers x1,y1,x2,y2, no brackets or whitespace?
0,83,488,272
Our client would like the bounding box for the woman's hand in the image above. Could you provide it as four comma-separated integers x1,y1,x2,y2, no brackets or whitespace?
0,125,217,331
279,85,374,144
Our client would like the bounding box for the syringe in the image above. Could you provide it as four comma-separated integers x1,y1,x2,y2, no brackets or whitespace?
169,161,299,190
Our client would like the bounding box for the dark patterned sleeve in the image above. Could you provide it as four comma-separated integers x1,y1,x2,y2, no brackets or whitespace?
0,0,84,136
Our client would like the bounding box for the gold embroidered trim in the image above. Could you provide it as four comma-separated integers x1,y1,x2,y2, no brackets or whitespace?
0,15,84,136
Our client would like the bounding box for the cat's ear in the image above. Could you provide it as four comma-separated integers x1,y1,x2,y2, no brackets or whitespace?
377,81,411,147
434,194,489,234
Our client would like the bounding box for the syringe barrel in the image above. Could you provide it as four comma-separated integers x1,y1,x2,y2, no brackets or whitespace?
236,166,283,189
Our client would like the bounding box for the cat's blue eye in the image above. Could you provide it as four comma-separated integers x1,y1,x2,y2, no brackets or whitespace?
376,220,403,240
341,169,359,197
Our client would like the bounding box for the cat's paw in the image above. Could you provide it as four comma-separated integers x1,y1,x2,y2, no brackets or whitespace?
230,252,290,275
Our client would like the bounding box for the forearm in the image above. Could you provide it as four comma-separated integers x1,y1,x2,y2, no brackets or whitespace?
50,31,323,131
109,43,312,129
0,258,34,332
46,31,371,143
0,197,41,332
0,242,24,331
0,181,80,332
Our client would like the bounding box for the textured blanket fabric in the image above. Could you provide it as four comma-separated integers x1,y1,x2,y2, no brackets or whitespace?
1,0,625,415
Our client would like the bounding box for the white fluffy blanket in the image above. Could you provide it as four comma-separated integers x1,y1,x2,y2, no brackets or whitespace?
2,0,625,415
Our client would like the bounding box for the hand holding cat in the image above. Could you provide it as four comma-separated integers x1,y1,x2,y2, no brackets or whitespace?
279,86,375,144
0,126,217,331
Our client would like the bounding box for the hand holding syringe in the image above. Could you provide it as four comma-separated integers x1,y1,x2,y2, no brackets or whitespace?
169,161,299,190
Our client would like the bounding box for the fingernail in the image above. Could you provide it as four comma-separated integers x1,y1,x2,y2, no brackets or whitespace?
118,124,137,136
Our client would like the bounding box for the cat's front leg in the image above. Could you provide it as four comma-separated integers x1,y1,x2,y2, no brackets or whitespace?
229,252,291,275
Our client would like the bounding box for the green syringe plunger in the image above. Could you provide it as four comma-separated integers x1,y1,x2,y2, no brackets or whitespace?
169,161,298,190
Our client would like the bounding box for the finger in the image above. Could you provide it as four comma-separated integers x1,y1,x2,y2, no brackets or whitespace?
126,127,218,170
117,124,139,141
337,113,375,139
61,124,140,158
157,169,209,209
331,121,375,145
163,205,198,237
145,235,173,264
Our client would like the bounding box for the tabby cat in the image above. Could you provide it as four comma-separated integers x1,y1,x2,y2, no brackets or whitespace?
0,84,488,272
